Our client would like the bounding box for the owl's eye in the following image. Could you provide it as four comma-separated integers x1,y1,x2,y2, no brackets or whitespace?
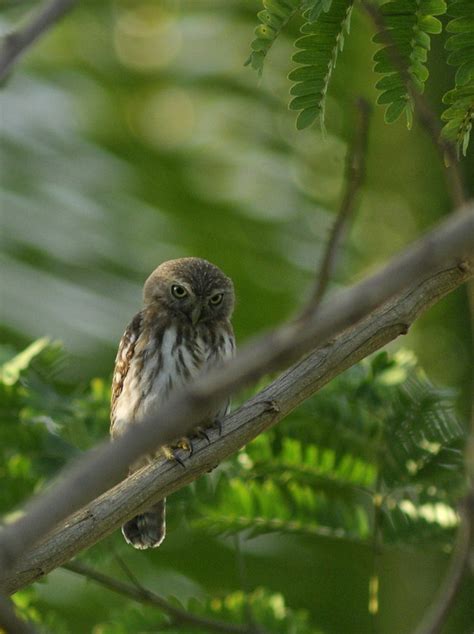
209,293,223,306
171,284,188,299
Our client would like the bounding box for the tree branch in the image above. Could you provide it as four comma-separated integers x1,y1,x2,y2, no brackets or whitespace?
63,561,259,634
0,0,77,81
303,98,372,312
0,208,473,594
0,592,37,634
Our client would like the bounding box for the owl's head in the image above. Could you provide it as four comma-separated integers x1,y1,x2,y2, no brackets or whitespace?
143,258,235,325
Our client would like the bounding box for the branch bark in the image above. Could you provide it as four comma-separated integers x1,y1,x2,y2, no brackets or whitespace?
0,0,77,81
1,207,473,593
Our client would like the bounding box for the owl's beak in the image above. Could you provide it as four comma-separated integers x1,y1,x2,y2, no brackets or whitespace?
191,303,203,326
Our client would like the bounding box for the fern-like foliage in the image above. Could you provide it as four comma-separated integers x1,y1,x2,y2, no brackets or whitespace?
245,0,472,157
289,0,354,129
98,587,322,634
372,0,447,127
188,350,465,548
441,0,474,156
245,0,302,75
193,472,372,540
0,339,109,515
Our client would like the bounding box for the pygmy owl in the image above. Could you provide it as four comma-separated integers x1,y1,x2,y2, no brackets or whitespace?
110,258,235,549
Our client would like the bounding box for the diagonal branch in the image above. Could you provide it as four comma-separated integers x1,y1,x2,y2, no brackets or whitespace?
1,207,473,594
63,561,260,634
0,0,77,82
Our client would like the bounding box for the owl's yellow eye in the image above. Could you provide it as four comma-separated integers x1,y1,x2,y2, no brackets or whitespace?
210,293,223,305
171,284,188,299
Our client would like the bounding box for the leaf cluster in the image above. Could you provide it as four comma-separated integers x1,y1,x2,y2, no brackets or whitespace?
372,0,447,128
246,0,302,74
289,0,354,130
96,587,321,634
0,339,109,516
187,350,465,548
441,0,474,156
245,0,473,155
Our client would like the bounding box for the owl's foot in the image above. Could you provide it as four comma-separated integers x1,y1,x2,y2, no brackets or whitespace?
194,426,211,445
162,444,187,468
176,436,194,457
212,416,224,436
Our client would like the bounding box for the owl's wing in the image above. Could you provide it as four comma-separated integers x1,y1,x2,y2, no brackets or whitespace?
110,311,143,433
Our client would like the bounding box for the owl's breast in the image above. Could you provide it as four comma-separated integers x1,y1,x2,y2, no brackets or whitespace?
112,323,234,435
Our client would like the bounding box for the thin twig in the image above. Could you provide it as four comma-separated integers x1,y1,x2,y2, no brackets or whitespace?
0,0,77,81
412,492,474,634
303,98,372,314
0,207,473,592
63,561,261,634
369,457,384,633
113,552,146,593
361,0,466,209
234,535,260,633
0,592,37,634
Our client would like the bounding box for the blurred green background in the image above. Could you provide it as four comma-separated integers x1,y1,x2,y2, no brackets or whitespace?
1,1,473,633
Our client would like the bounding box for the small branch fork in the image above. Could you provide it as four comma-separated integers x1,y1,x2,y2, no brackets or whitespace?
0,0,77,82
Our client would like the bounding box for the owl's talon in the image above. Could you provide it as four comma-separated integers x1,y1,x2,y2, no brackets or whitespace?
213,417,224,436
177,436,194,457
195,426,211,445
162,445,187,469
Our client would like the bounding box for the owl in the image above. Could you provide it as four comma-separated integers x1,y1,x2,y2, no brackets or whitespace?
110,258,235,549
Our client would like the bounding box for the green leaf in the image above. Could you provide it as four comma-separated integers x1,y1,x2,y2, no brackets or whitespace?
456,61,474,85
377,86,409,104
384,98,408,123
0,338,51,386
373,0,447,126
296,106,321,129
289,0,354,130
246,0,301,74
441,0,474,156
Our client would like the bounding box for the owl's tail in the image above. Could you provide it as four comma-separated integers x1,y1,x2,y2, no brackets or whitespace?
122,498,166,549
